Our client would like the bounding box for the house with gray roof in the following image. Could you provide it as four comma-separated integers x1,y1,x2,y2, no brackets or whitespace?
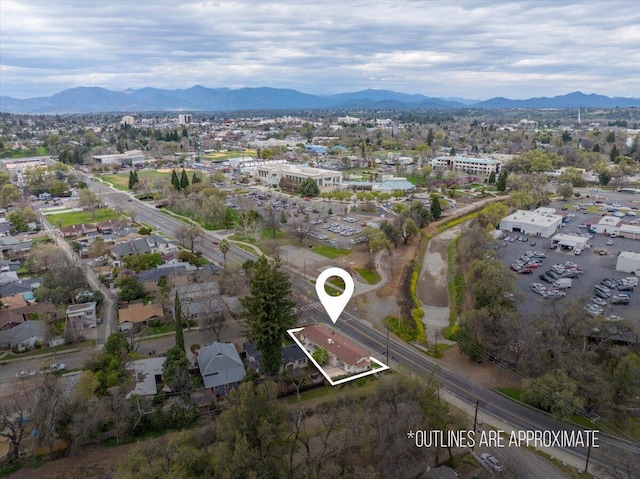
196,342,246,396
0,320,47,351
111,235,178,259
244,342,308,374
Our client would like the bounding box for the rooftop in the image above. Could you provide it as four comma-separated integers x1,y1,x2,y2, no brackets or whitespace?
298,324,369,366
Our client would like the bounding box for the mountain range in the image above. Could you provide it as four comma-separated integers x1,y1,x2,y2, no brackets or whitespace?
1,86,639,114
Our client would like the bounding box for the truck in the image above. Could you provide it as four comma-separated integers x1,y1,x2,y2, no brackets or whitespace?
553,278,572,289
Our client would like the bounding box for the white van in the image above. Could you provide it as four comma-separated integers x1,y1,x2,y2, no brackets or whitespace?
553,278,572,289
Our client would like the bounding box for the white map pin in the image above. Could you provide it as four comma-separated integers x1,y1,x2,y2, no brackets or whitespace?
316,267,355,324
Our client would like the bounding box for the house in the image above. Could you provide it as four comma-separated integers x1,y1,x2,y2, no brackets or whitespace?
38,192,52,201
0,320,47,351
0,259,21,272
66,301,97,329
118,302,164,326
193,263,220,282
196,342,246,396
244,342,308,374
0,271,19,285
138,264,192,293
111,235,178,259
296,324,371,376
126,357,166,398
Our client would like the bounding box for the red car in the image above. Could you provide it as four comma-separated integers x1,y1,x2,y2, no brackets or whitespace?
517,269,533,275
211,239,219,245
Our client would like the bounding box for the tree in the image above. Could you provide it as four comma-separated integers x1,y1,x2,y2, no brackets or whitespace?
599,170,612,186
219,238,230,266
241,256,296,376
293,221,312,244
477,202,508,230
0,183,21,207
174,291,185,351
380,221,401,248
180,168,189,190
78,188,100,218
399,217,419,244
211,382,290,477
191,171,201,184
117,275,144,302
557,182,574,200
264,207,280,239
176,224,202,253
522,369,584,419
496,170,508,192
0,394,30,463
430,195,442,220
610,144,620,162
163,345,191,394
171,169,179,190
128,170,137,190
312,347,328,365
122,252,163,272
299,177,320,198
487,170,496,184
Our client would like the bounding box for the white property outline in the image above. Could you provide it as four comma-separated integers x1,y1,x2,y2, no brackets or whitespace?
287,327,390,386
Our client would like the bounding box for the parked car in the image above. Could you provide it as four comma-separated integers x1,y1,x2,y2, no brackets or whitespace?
50,363,66,372
517,268,533,275
15,370,36,379
480,453,504,472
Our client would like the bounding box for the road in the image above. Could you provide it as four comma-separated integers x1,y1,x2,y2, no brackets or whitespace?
71,174,640,476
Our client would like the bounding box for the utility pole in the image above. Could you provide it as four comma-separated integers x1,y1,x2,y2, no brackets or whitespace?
584,439,592,473
386,321,390,364
472,400,480,451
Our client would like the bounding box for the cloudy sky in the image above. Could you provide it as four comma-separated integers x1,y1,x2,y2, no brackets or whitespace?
1,0,638,99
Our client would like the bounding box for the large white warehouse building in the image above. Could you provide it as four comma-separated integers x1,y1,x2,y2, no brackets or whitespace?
499,207,563,238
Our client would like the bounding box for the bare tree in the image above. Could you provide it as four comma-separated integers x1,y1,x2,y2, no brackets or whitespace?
200,294,227,342
31,374,67,455
0,389,32,462
175,224,202,253
293,221,313,244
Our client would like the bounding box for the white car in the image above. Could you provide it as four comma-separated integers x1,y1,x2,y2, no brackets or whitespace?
51,363,66,372
480,453,504,472
606,239,614,246
15,370,36,379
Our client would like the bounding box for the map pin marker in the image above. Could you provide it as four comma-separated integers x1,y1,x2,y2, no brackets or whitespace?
316,267,355,324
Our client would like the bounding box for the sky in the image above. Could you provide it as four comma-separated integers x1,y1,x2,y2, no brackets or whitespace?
1,0,639,100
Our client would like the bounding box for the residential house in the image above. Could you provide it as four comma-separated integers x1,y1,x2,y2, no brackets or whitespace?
137,264,193,293
244,342,308,374
195,342,246,396
59,224,85,238
174,281,222,322
0,223,13,237
296,324,371,376
0,271,19,285
0,320,47,351
111,235,178,260
193,263,220,282
118,303,164,332
0,259,21,272
66,301,97,330
126,357,166,398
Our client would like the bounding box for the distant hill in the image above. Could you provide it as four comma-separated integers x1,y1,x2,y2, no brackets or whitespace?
1,86,638,113
474,91,640,108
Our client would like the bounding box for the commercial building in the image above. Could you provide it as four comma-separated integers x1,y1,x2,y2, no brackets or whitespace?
590,216,621,235
616,252,640,275
430,156,500,177
499,208,563,238
618,224,640,240
255,163,342,191
550,233,589,251
93,149,144,166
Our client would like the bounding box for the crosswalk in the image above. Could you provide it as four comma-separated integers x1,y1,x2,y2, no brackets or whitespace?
297,301,321,312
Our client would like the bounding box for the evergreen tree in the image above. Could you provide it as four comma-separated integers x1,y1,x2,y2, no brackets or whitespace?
488,170,496,184
610,144,620,162
449,146,456,156
180,168,189,189
430,195,442,220
174,291,185,351
241,256,296,376
191,171,201,184
496,170,508,192
128,171,135,190
426,128,434,147
299,177,320,198
171,169,179,190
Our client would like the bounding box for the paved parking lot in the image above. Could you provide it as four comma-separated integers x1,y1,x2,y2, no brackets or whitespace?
497,222,639,323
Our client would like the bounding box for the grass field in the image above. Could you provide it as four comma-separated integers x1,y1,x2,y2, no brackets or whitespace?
52,208,123,227
97,170,172,190
354,267,381,284
311,245,351,258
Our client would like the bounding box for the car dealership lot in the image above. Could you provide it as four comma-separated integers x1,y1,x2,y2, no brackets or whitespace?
497,230,639,322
